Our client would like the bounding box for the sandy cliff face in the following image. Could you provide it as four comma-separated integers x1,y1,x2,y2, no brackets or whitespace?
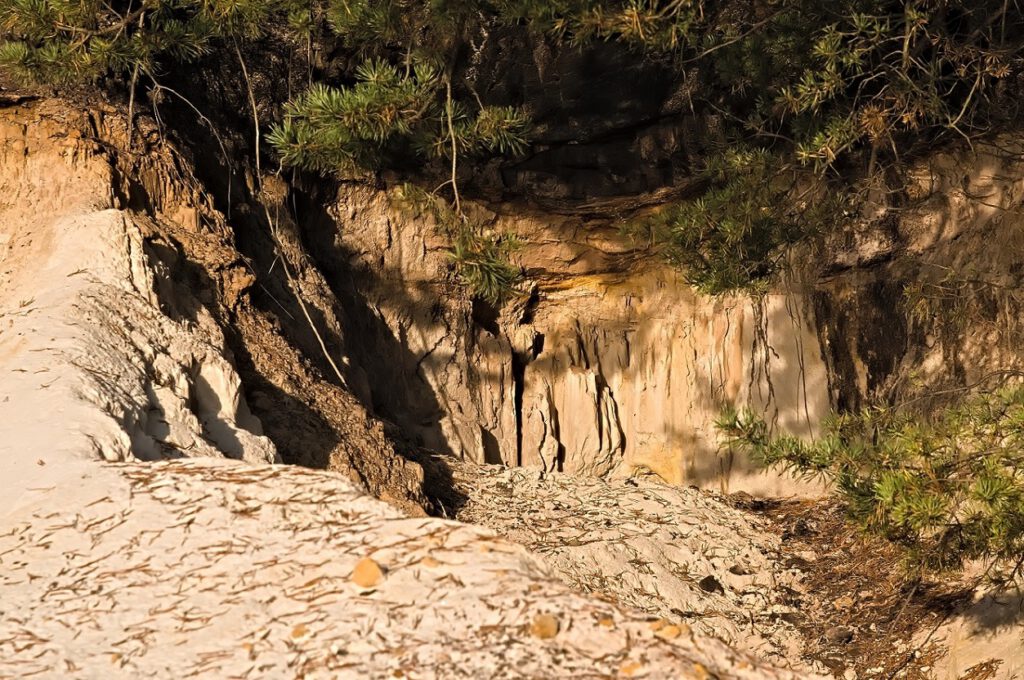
0,104,278,496
3,88,1023,679
0,98,428,512
292,135,1024,499
302,183,830,494
815,136,1024,413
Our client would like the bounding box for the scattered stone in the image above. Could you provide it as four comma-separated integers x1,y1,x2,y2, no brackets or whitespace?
826,626,855,645
698,575,725,595
692,661,720,679
450,463,826,675
833,595,855,610
656,624,684,640
529,613,560,639
619,660,644,676
351,557,386,589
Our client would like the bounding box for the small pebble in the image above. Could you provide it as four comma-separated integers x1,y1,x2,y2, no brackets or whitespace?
698,575,725,594
530,613,560,639
826,625,854,644
833,595,855,610
351,557,385,589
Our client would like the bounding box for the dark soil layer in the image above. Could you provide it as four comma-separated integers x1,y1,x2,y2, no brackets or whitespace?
731,496,1001,680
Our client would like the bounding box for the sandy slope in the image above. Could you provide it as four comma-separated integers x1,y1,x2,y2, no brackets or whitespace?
1,458,817,679
452,464,824,674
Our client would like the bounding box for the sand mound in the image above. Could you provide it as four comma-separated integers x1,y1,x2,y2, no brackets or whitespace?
452,463,824,675
1,458,818,678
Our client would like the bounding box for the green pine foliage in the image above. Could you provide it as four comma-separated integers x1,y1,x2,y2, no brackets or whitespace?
449,230,523,305
0,0,300,86
7,2,1022,297
268,61,442,174
394,183,523,304
625,147,837,294
268,0,532,175
718,387,1024,577
267,0,531,302
266,60,530,175
614,0,1024,292
496,0,707,49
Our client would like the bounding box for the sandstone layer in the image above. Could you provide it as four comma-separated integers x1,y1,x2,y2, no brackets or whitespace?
304,183,831,495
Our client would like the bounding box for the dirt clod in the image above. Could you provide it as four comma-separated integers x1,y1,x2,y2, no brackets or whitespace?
698,575,725,594
825,626,854,645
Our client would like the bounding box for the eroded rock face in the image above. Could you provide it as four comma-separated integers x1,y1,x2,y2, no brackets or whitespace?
306,183,830,494
0,99,428,513
815,136,1024,414
302,137,1024,495
512,279,829,493
0,107,277,478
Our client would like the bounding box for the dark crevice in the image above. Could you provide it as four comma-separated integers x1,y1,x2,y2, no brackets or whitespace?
471,297,500,336
509,331,548,471
511,332,545,468
512,349,527,467
519,287,541,325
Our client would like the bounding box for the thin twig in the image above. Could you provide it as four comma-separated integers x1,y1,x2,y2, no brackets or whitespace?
233,40,351,391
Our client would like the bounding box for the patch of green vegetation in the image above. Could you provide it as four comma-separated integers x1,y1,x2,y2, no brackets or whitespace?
719,386,1024,576
625,147,841,294
0,0,305,85
394,184,523,304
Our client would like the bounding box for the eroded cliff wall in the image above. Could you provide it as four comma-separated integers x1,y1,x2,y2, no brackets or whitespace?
286,136,1024,495
0,98,428,513
297,183,831,494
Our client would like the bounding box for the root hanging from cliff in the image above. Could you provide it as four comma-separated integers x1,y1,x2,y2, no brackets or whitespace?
749,293,781,434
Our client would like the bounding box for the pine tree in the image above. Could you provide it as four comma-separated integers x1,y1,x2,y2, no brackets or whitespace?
5,0,1023,297
719,387,1024,578
267,0,535,301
